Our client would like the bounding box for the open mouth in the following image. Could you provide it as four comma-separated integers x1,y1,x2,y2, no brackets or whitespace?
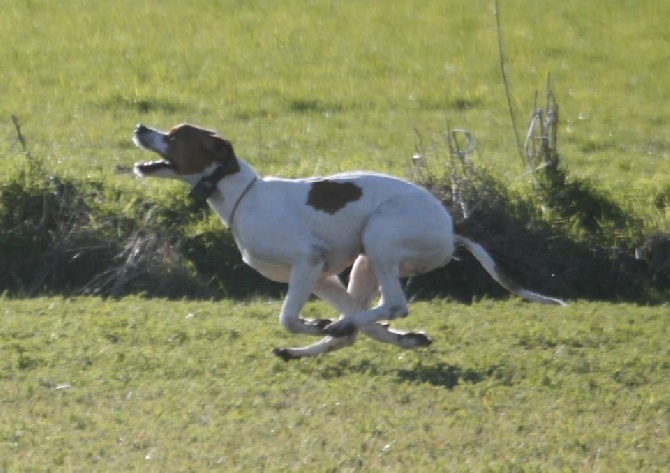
133,159,177,176
133,124,178,176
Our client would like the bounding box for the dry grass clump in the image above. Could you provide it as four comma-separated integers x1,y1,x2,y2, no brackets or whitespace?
410,83,668,303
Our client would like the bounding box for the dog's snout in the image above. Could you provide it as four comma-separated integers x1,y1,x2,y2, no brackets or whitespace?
135,124,148,134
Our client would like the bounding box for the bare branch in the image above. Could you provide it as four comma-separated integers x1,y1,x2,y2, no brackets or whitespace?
10,115,32,159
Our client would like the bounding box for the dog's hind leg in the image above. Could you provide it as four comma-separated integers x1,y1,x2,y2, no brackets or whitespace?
324,196,453,338
318,270,431,349
360,323,432,349
347,256,431,348
324,257,409,338
346,255,379,310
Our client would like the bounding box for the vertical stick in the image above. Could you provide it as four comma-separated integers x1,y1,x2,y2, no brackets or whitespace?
11,115,32,159
494,0,525,167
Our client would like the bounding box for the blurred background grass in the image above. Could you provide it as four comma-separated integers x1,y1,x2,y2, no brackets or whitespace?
1,1,668,188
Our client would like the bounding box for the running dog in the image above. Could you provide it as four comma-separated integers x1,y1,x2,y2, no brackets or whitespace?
133,123,566,360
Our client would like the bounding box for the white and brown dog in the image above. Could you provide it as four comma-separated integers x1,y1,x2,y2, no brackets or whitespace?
133,123,566,360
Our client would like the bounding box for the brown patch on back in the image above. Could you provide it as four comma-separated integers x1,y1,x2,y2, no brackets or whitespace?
306,180,363,214
165,124,239,175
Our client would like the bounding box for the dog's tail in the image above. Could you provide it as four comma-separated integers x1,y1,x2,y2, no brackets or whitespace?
455,235,567,306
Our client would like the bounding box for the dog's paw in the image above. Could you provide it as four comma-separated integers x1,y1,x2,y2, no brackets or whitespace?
273,347,296,362
400,332,432,348
324,319,357,338
400,332,433,350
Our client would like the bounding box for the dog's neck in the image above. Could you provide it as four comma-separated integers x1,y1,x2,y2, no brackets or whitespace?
205,159,259,228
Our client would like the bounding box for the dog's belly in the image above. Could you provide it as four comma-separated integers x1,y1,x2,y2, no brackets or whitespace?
240,245,358,284
243,256,292,283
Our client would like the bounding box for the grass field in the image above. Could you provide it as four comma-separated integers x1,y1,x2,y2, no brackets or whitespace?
1,0,669,470
1,1,669,193
1,297,668,471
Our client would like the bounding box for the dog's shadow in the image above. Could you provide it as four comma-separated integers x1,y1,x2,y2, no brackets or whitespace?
313,359,500,390
395,362,498,389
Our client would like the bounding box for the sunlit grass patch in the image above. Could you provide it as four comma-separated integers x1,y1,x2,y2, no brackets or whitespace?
1,297,668,470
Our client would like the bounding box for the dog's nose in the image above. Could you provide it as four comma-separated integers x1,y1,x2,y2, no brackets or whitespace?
135,124,148,134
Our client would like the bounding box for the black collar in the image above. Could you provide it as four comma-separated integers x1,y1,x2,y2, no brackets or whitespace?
188,165,228,208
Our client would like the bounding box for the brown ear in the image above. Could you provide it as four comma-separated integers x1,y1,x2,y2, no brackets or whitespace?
201,133,232,161
202,134,240,172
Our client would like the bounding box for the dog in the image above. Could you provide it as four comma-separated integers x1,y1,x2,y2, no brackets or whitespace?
133,123,566,360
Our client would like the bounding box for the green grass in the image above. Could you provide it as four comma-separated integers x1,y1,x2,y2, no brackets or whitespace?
1,1,669,195
1,296,668,471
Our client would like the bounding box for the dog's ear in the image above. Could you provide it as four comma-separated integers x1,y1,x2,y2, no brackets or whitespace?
202,133,240,173
202,133,233,161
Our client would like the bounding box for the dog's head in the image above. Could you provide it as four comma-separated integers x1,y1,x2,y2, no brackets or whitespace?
133,123,240,179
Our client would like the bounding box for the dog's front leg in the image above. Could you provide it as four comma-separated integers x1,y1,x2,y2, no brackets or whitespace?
272,274,361,361
278,256,332,336
273,335,357,361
